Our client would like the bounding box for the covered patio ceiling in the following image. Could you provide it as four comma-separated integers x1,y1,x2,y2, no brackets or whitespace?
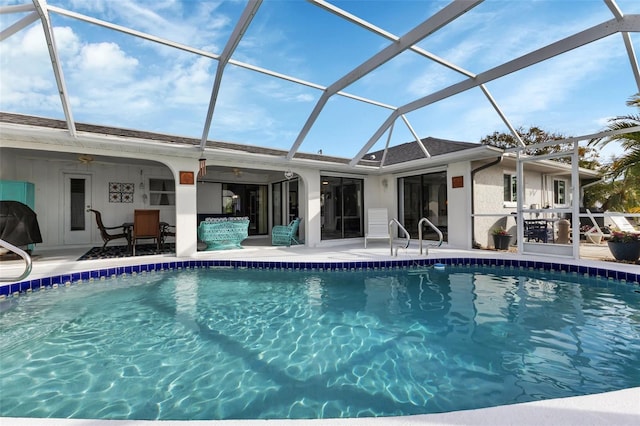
1,0,640,168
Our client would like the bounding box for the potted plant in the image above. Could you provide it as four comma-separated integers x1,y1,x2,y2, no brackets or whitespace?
607,231,640,262
492,227,512,250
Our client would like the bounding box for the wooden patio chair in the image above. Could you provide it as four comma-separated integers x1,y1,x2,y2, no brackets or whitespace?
89,209,130,250
132,209,161,255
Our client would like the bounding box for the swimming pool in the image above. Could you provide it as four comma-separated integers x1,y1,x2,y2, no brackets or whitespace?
1,265,639,420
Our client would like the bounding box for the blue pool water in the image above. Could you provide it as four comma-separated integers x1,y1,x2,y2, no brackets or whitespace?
1,266,639,420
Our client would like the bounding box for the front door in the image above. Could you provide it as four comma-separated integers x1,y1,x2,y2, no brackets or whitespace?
63,173,93,244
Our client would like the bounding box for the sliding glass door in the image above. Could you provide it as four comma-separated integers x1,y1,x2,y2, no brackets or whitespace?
272,179,299,227
222,183,268,235
321,176,363,240
398,171,447,241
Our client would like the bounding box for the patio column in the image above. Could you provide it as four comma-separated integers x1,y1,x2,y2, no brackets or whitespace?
297,170,321,247
165,158,199,257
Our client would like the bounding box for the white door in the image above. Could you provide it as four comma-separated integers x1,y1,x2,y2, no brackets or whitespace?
64,173,93,245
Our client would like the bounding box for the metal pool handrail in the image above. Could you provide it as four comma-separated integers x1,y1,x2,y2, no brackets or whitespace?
418,217,444,255
389,218,410,256
0,238,32,282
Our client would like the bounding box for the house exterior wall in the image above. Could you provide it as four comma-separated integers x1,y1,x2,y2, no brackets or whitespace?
0,128,597,258
164,158,199,258
0,149,178,249
473,164,549,248
197,182,223,214
447,161,472,249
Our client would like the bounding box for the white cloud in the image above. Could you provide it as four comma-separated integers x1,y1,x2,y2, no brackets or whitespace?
0,25,57,110
74,42,139,81
67,0,229,52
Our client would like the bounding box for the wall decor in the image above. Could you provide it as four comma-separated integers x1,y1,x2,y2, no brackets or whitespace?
109,182,134,203
451,176,464,189
180,171,195,185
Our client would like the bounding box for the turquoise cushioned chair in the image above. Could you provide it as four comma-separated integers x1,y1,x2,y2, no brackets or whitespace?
272,217,301,246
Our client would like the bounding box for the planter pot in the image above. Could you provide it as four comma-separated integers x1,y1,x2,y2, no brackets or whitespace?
586,233,602,245
493,234,511,250
607,241,640,262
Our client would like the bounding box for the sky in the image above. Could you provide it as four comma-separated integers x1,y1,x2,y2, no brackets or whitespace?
1,0,639,163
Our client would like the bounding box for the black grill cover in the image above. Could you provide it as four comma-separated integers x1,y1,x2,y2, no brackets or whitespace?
0,201,43,246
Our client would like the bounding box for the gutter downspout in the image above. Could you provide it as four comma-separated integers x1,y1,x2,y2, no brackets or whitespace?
470,156,503,248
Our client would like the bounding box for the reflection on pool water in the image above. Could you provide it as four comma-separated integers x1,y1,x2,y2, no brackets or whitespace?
1,267,639,420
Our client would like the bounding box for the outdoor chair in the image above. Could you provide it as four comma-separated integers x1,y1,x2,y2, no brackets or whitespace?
160,222,176,249
524,219,553,243
364,208,390,248
132,209,161,255
609,214,640,234
89,209,130,250
272,217,301,246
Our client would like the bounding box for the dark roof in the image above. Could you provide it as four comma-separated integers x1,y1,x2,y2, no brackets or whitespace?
0,112,481,167
0,112,353,163
365,137,481,166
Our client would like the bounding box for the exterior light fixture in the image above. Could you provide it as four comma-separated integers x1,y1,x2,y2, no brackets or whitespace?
284,169,294,180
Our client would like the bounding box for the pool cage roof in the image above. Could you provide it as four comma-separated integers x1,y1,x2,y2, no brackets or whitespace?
1,0,640,168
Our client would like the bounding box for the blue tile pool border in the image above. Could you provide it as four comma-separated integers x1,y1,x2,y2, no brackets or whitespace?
1,257,638,297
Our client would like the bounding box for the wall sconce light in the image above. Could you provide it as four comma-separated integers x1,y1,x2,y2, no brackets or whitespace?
198,158,207,177
381,178,388,189
284,169,294,180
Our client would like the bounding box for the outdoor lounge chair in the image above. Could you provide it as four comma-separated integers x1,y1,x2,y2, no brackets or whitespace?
609,214,640,234
272,217,301,246
364,208,390,248
89,209,130,250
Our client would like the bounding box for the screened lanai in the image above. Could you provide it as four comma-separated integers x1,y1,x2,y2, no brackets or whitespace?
1,0,640,164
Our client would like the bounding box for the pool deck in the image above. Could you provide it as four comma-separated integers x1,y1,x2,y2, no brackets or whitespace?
1,239,639,425
1,238,638,282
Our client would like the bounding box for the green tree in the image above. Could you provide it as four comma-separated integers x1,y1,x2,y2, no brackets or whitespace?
586,93,640,211
589,93,640,177
583,164,640,211
480,126,600,168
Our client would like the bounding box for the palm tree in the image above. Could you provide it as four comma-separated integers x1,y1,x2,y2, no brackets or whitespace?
583,164,640,211
590,93,640,177
583,93,640,212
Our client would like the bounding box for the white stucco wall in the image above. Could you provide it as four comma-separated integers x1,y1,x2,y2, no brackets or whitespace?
165,158,199,258
473,164,548,248
196,182,222,214
1,149,177,249
447,161,472,249
297,169,320,247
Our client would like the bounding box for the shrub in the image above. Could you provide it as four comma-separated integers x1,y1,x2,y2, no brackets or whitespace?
492,227,510,236
609,231,640,243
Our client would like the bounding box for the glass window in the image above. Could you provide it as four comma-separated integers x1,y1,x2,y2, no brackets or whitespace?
149,178,175,206
272,182,283,227
554,179,566,205
503,174,517,202
69,178,85,231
